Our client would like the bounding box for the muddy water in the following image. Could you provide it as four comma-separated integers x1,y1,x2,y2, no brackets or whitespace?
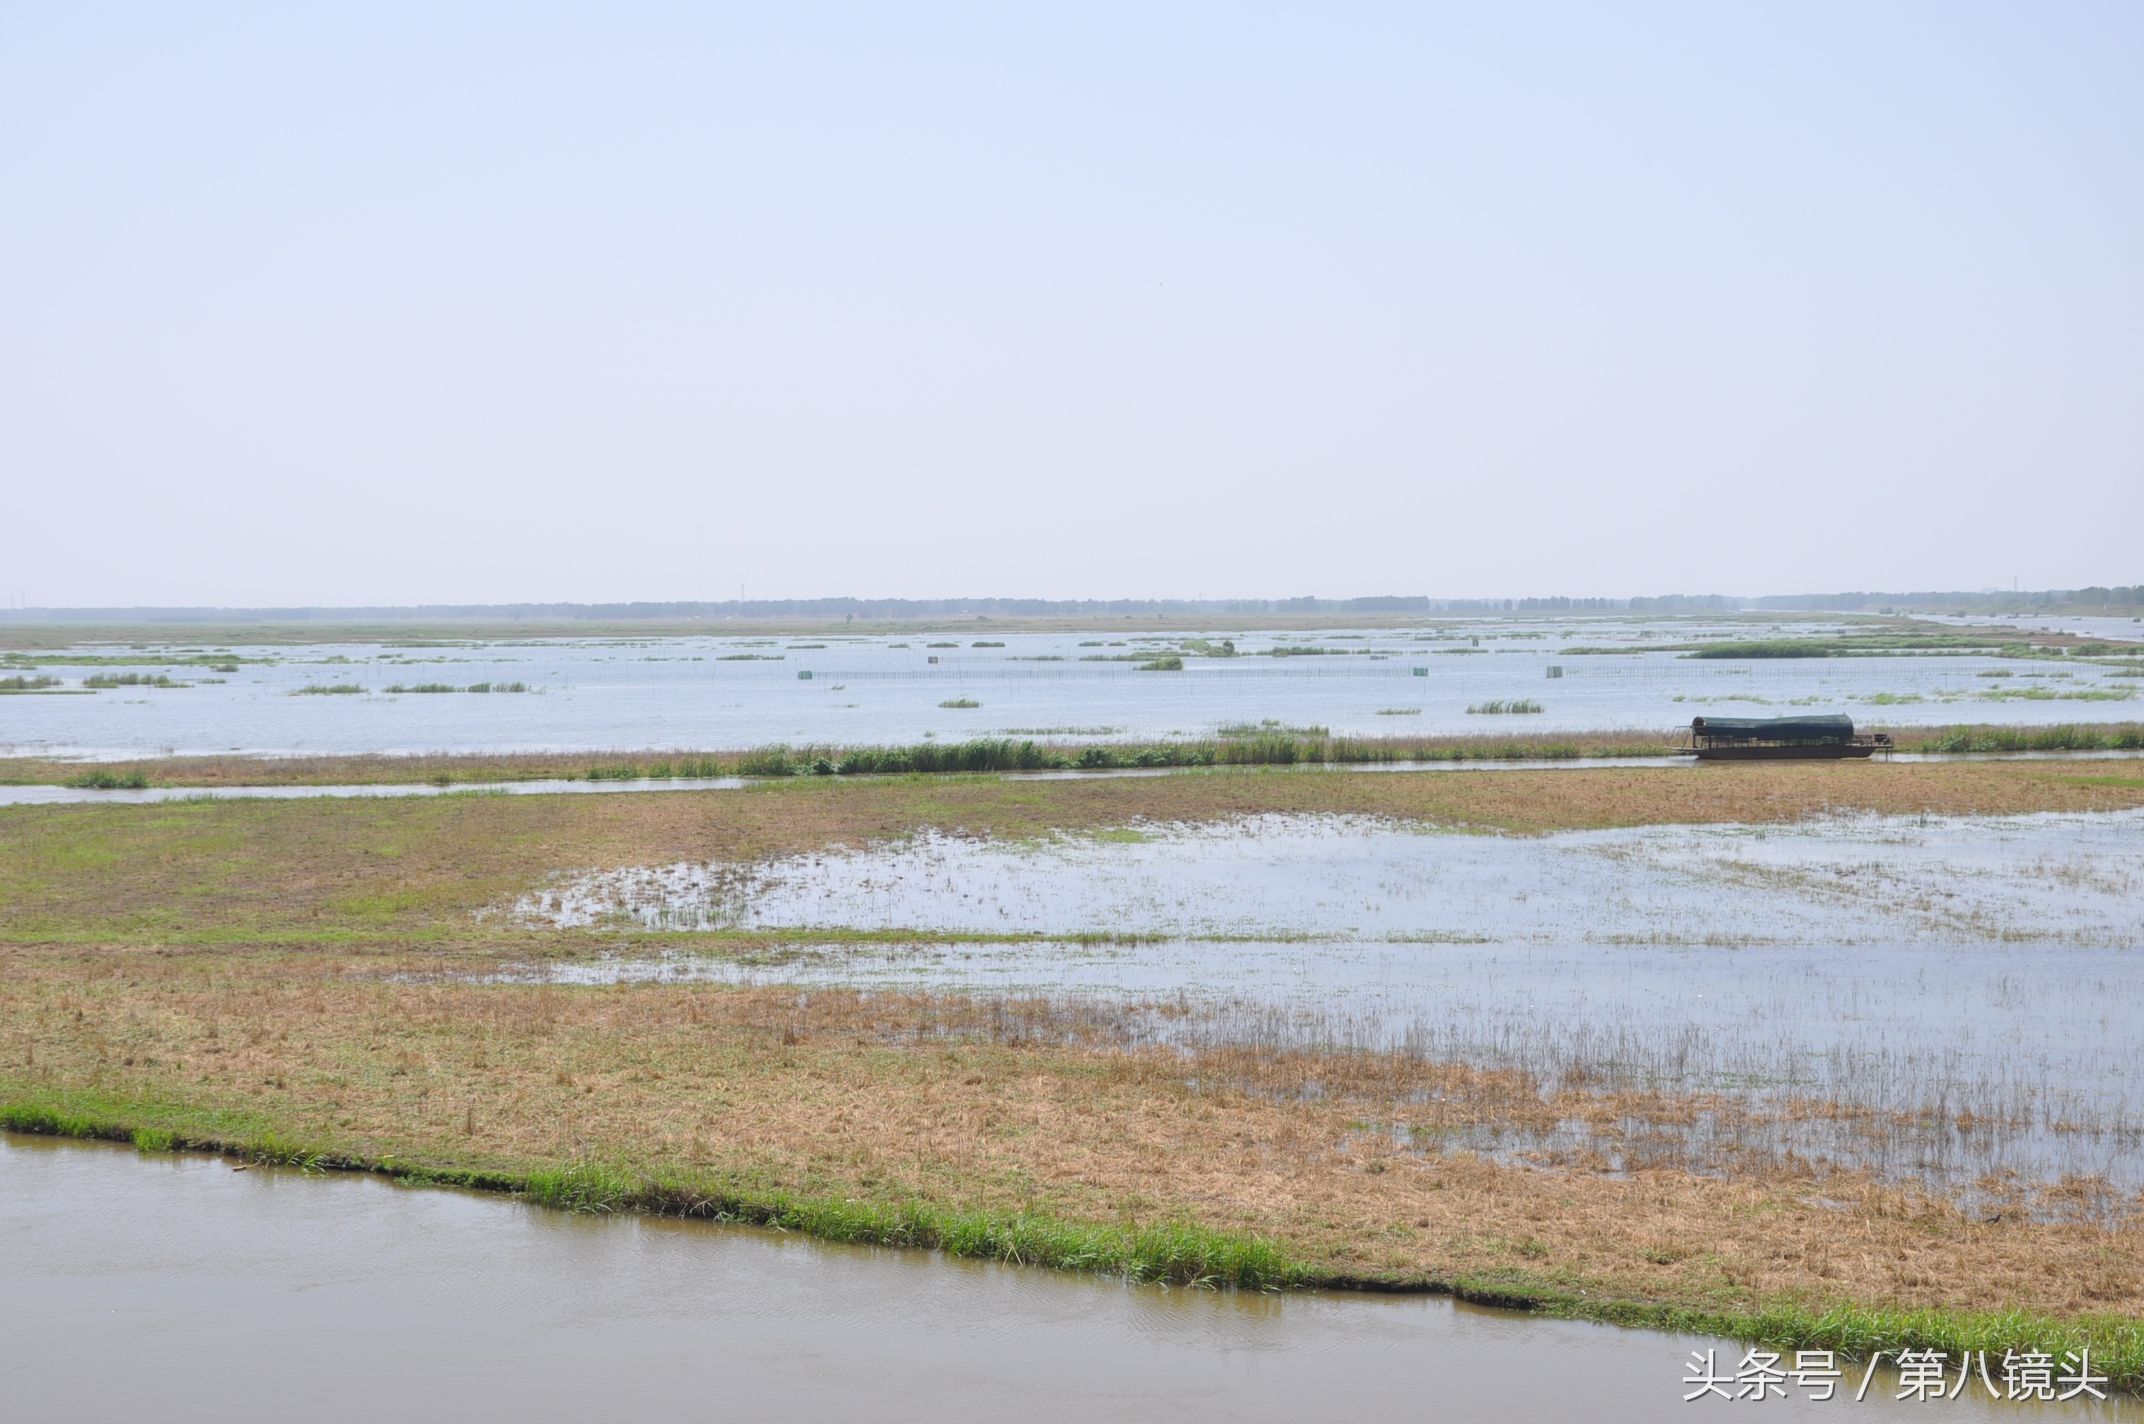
4,1137,2127,1422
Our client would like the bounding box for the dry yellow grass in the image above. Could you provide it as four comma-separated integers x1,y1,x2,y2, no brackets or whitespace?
2,943,2137,1322
7,762,2142,1379
6,759,2144,946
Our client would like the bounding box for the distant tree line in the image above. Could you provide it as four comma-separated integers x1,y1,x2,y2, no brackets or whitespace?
1745,587,2144,613
2,588,2133,623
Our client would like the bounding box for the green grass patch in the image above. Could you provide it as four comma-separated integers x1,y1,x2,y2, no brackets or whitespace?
4,1091,2136,1387
1908,723,2144,754
0,1092,1304,1290
63,769,150,790
1979,686,2134,703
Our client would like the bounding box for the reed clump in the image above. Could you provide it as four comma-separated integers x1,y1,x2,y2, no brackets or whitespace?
1914,723,2144,754
62,769,151,790
83,673,180,689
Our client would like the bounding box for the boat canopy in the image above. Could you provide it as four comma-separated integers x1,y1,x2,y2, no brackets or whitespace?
1690,714,1855,744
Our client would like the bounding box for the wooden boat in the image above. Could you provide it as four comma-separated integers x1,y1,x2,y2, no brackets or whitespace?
1682,714,1890,761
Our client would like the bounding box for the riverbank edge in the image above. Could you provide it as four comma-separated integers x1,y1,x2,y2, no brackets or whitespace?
8,723,2144,789
7,1095,2139,1393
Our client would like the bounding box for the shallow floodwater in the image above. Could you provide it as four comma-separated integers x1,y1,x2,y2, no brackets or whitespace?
4,615,2138,759
501,810,2144,1198
516,809,2144,947
4,1137,2127,1422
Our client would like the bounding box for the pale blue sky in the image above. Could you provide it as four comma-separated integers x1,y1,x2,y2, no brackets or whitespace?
3,2,2138,605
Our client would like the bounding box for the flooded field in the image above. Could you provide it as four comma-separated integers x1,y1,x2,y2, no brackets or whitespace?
6,1135,2128,1422
5,616,2140,759
499,810,2144,1204
510,809,2144,946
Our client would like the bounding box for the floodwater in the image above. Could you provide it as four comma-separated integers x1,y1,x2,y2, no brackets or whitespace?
513,810,2144,947
4,1136,2128,1422
500,810,2144,1199
4,616,2139,759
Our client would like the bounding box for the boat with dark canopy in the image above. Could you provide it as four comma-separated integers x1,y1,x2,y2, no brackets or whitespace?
1682,714,1891,761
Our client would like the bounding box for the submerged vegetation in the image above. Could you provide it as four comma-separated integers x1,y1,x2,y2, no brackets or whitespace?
5,763,2144,1379
4,937,2141,1387
8,614,2144,1392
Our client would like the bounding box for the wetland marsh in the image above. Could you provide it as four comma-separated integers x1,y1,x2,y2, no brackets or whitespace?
6,624,2143,1406
5,616,2141,764
4,752,2143,1398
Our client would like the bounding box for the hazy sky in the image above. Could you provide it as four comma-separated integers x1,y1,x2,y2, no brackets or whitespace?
3,2,2138,607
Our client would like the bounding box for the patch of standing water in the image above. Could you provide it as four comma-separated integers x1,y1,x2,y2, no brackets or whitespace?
8,1135,2107,1422
511,810,2144,947
500,935,2144,1205
498,809,2144,1204
6,615,2140,759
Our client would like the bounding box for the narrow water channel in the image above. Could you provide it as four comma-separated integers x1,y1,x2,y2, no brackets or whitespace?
3,749,2138,807
3,1136,2128,1421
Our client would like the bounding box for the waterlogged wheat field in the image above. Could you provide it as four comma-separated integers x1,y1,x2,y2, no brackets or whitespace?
499,809,2144,1209
7,613,2144,1403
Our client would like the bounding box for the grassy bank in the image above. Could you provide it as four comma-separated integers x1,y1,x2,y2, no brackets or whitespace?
0,1097,1298,1288
3,968,2138,1391
6,759,2144,944
0,731,1685,788
5,722,2142,789
7,763,2142,1389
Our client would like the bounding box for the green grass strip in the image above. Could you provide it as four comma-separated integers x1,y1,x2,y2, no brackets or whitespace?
3,1092,2138,1391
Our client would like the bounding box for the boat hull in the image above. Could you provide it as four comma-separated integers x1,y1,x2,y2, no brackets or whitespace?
1691,743,1879,761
